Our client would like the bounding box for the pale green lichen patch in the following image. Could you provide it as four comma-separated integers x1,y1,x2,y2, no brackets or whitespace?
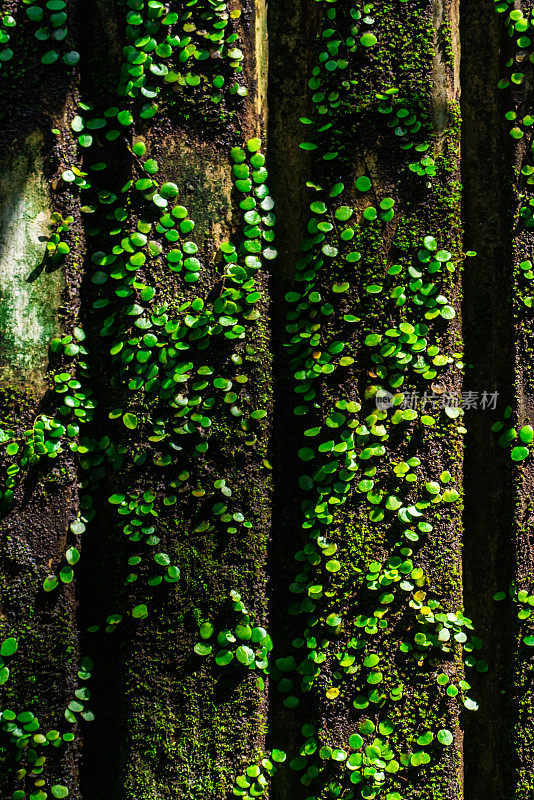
0,132,62,394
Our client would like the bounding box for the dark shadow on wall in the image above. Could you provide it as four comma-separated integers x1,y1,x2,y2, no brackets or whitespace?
73,1,134,798
460,0,517,797
266,1,323,797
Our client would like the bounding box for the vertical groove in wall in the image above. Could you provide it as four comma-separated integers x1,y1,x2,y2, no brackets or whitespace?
460,0,516,796
266,0,321,794
75,2,131,796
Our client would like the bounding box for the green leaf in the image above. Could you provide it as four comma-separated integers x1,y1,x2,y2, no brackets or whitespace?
63,51,80,66
160,182,179,199
143,159,159,174
326,613,342,627
440,305,456,319
410,751,430,767
363,207,377,221
349,733,363,749
43,576,59,592
117,110,134,126
109,493,125,505
363,654,379,668
355,176,371,192
365,333,382,346
359,719,375,735
200,622,214,639
231,147,246,163
329,182,344,197
215,649,233,666
123,413,138,429
520,425,534,444
416,731,434,746
60,567,74,584
360,32,377,47
326,559,341,572
464,697,479,711
236,645,255,665
511,446,529,461
379,719,395,735
194,642,212,656
51,786,69,799
0,638,17,657
437,729,453,746
66,547,80,565
42,50,59,65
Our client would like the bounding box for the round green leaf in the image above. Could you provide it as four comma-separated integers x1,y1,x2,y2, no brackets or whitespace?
437,729,453,746
123,413,138,429
0,638,17,657
512,446,529,461
360,32,377,47
51,786,69,799
355,176,371,192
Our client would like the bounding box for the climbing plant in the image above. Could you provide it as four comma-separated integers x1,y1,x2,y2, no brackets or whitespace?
0,0,518,798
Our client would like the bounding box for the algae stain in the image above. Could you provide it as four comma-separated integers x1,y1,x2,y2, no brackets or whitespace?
0,132,62,393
